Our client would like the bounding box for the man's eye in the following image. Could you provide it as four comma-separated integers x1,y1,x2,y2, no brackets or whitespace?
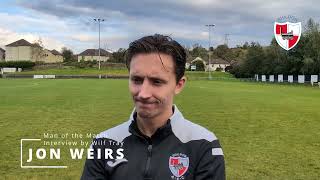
132,78,142,84
153,80,162,85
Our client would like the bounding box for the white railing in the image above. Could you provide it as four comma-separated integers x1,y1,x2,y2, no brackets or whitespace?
255,74,320,87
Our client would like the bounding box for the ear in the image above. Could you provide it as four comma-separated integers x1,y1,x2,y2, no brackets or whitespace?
174,76,186,95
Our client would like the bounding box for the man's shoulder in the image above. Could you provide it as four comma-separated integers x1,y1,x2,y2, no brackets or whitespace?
95,120,132,142
171,117,218,143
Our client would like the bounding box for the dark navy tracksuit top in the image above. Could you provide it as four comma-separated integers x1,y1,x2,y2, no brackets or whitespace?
81,105,225,180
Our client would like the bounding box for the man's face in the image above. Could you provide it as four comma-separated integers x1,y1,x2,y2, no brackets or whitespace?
129,53,185,119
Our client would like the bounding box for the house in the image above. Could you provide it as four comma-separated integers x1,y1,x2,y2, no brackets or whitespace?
0,48,5,61
5,39,41,62
43,49,63,63
5,39,64,63
189,57,231,72
207,58,231,72
78,49,111,62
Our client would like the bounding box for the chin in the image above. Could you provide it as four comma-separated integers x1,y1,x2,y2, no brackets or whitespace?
136,107,158,119
137,111,153,119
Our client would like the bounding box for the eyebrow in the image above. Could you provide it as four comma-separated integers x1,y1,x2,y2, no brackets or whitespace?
130,74,168,83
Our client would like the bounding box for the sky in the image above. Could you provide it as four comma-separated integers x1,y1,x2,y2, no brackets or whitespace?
0,0,319,54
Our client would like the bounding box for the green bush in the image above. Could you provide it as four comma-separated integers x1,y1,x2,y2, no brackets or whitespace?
216,67,223,72
190,61,205,71
92,60,98,64
63,61,74,66
74,60,99,68
76,60,86,69
0,61,36,69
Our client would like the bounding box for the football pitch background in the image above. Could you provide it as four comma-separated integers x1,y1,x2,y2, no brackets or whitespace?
0,78,319,179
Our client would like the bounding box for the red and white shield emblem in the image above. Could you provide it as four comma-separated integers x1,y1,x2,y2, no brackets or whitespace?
274,21,301,50
169,153,189,178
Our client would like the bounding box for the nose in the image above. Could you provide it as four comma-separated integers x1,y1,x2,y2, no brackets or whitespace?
138,80,152,99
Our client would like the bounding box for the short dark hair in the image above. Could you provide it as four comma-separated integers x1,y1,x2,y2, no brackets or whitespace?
125,34,186,83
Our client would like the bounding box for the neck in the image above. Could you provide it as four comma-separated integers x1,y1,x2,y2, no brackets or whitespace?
136,105,173,137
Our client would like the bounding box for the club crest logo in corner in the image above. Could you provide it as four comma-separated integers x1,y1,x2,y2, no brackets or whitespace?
169,153,189,179
274,15,301,51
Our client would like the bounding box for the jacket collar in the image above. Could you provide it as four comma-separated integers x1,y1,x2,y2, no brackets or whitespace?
128,104,184,122
128,105,184,144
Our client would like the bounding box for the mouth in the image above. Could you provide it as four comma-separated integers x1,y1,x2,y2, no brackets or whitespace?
135,100,157,108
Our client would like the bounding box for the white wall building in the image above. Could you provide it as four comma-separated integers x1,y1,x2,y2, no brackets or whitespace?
78,49,111,62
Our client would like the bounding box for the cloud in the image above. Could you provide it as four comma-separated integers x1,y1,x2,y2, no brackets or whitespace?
70,34,96,42
0,27,65,51
4,0,320,52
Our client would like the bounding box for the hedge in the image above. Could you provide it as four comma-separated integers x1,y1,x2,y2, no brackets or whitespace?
0,61,36,69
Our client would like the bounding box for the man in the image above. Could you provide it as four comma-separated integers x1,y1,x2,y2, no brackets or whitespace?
81,34,225,180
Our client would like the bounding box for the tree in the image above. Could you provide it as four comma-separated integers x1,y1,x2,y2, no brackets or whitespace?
190,60,205,71
244,42,265,75
214,44,235,61
215,44,228,59
302,18,320,74
265,38,288,74
242,42,249,49
61,47,75,62
189,44,208,61
301,57,314,74
31,38,45,62
109,48,126,63
227,18,320,78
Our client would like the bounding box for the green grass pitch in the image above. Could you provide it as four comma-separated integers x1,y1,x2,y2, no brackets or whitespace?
0,78,319,179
